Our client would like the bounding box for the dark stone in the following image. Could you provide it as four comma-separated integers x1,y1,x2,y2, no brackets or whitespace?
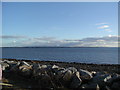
111,81,120,90
91,73,111,89
79,69,93,81
70,71,82,88
80,83,100,90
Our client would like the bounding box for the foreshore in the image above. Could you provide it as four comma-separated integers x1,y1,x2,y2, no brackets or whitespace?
0,59,120,90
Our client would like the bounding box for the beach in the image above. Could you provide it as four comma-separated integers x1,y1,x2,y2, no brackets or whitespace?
1,59,120,90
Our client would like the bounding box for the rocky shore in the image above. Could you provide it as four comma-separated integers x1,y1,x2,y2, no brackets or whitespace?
0,59,120,90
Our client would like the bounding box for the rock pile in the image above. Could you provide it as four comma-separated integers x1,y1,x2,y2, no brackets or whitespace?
1,60,120,90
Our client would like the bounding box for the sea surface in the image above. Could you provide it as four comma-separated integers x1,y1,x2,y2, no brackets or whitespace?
1,47,119,64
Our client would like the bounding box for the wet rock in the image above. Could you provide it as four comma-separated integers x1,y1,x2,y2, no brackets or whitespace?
91,71,97,77
52,65,59,69
10,64,19,72
37,72,54,89
19,65,32,77
104,74,120,86
1,62,10,71
79,69,93,81
63,69,73,81
91,73,111,89
32,63,41,70
81,83,100,90
58,69,73,87
104,75,112,86
105,86,111,90
19,61,31,67
70,71,82,88
111,81,120,90
66,67,77,74
41,65,48,69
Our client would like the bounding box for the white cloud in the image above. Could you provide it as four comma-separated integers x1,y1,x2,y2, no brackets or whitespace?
13,40,17,43
97,25,109,29
2,35,119,47
95,22,112,32
95,23,108,25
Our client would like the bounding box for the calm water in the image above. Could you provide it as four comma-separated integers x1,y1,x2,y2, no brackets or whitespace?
1,47,119,64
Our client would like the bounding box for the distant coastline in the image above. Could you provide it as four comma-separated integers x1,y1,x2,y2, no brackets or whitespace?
1,47,118,48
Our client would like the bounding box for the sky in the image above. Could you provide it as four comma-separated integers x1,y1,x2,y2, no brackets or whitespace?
1,2,119,47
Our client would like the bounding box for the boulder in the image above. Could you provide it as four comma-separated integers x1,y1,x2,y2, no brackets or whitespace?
111,81,120,90
1,62,10,71
63,69,73,81
41,65,48,69
104,74,120,86
37,72,54,89
66,67,77,74
56,68,66,79
52,65,59,69
80,83,100,90
19,61,31,67
19,64,32,77
79,69,93,81
91,73,111,89
70,71,82,88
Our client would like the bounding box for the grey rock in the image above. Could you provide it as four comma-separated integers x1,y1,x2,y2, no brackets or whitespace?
70,71,82,88
111,81,120,90
63,69,73,81
57,68,66,78
38,73,54,88
19,65,32,77
79,69,93,81
104,74,120,86
52,65,59,69
10,64,19,72
1,62,10,71
81,83,100,90
92,73,111,88
105,86,111,90
32,63,41,70
19,61,31,67
91,71,97,77
41,65,48,69
66,67,77,74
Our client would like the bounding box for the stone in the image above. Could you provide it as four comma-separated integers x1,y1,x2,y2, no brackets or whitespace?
104,74,120,86
19,65,32,77
1,62,10,71
37,73,54,88
91,71,97,77
41,65,47,69
52,65,59,69
66,67,77,74
111,82,120,90
70,71,82,88
91,73,111,89
19,61,31,67
10,64,19,72
63,70,73,81
79,69,93,81
81,83,100,90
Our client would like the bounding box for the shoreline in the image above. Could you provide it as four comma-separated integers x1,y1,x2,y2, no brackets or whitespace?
1,59,120,89
1,58,120,73
1,58,119,65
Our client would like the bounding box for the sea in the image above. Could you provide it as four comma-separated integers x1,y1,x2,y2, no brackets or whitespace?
1,47,119,64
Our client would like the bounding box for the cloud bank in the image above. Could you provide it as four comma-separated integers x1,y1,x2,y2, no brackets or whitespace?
1,35,119,47
0,35,26,39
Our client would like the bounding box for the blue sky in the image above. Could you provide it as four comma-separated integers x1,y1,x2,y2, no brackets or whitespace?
2,2,118,47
